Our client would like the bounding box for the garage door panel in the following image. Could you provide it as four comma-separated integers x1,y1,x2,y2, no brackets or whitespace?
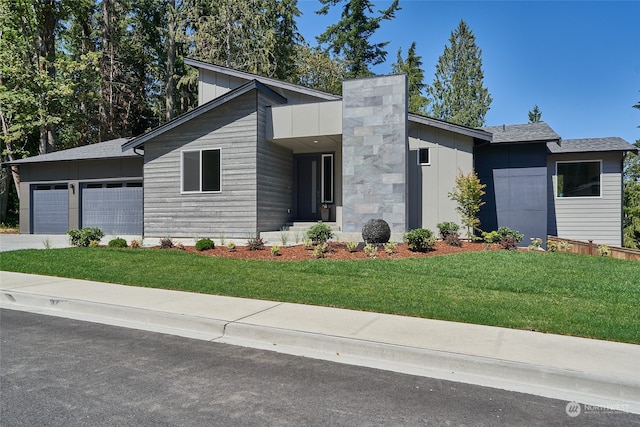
32,185,69,234
81,183,142,235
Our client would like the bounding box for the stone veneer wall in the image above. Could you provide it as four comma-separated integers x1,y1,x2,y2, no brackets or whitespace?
341,75,408,233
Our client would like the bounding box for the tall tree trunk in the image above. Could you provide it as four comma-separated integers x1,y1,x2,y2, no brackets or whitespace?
0,106,21,200
165,0,176,122
38,0,59,154
100,0,114,141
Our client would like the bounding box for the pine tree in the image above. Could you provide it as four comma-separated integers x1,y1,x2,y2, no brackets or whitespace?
528,105,542,123
427,20,492,128
316,0,400,79
392,42,429,115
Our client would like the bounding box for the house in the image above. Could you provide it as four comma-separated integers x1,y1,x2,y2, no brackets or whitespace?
6,59,637,246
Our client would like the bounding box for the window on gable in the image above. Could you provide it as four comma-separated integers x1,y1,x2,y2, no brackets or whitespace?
182,149,221,193
418,148,430,165
556,161,601,197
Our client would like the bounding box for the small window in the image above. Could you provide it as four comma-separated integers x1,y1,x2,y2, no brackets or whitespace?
556,161,601,197
419,148,430,165
182,149,221,193
321,154,333,203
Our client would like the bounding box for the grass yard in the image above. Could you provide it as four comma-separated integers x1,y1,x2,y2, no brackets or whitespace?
1,248,638,344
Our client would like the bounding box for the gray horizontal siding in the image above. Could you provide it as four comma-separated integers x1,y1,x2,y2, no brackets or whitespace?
547,153,623,246
143,91,259,238
257,91,293,232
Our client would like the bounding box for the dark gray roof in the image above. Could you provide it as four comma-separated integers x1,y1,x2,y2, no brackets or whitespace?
122,79,286,151
4,138,136,165
480,122,560,143
547,137,637,154
409,113,492,141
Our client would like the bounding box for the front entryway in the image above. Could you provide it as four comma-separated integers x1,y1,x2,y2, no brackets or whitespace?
295,153,334,221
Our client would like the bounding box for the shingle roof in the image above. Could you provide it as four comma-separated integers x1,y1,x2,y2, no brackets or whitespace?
480,122,560,143
4,138,136,165
547,137,637,154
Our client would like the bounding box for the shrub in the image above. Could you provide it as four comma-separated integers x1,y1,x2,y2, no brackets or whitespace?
346,241,359,252
307,221,334,244
383,241,397,254
176,242,185,251
89,240,100,247
437,222,460,239
558,241,572,252
130,239,142,249
499,237,519,251
482,230,500,244
528,238,542,251
304,238,314,249
546,240,558,252
271,245,281,256
403,228,436,252
312,242,329,258
67,227,104,247
361,219,391,244
247,236,265,251
364,243,378,258
444,233,462,247
195,238,215,251
159,237,174,249
108,237,127,248
226,242,236,252
597,244,611,257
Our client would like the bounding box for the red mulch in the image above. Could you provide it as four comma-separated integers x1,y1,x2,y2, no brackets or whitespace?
180,241,497,261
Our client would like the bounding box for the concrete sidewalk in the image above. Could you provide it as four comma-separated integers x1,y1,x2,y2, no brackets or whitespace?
1,270,638,414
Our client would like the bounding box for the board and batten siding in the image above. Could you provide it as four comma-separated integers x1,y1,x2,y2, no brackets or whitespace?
547,152,624,247
256,92,294,232
407,122,474,232
143,91,260,238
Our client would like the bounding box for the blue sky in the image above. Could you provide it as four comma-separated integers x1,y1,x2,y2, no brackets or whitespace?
296,0,640,144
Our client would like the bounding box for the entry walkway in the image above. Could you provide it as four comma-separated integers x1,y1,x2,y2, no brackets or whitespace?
0,270,638,415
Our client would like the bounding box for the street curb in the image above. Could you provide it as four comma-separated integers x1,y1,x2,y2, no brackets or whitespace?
2,289,639,415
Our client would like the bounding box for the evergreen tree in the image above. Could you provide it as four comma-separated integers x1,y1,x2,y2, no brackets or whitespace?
528,105,542,123
316,0,400,79
623,99,640,248
427,20,492,127
392,42,429,115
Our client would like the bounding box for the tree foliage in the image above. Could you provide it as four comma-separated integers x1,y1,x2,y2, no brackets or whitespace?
427,20,492,127
316,0,400,79
528,105,542,123
392,41,429,115
448,170,486,239
623,98,640,248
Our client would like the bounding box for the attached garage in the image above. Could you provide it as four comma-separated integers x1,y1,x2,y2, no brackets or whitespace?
5,138,144,236
81,182,143,235
31,184,69,234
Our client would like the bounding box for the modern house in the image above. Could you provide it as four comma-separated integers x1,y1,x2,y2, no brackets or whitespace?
6,59,637,246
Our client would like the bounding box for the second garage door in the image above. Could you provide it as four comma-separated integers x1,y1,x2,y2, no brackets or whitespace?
81,182,143,235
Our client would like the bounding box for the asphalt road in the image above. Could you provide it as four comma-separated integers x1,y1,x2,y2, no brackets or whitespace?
1,309,637,426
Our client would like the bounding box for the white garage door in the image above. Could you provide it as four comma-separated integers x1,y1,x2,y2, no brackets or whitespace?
81,182,143,235
31,184,69,234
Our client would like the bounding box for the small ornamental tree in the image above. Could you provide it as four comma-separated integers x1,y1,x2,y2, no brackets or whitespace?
448,170,486,239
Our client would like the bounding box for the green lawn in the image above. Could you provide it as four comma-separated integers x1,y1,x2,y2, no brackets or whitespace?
1,248,639,344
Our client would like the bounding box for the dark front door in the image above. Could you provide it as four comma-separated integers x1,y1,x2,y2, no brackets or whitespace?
296,155,322,220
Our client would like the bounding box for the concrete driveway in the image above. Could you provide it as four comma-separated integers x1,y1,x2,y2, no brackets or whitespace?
0,234,71,252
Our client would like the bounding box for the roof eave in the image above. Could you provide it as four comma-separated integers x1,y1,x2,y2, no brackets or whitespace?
408,113,492,141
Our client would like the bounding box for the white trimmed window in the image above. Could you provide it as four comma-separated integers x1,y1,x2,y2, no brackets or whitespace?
182,149,221,193
556,161,601,198
418,148,430,165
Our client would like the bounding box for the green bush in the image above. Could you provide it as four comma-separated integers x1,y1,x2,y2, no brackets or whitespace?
361,219,391,244
195,238,215,251
346,241,359,252
364,243,378,258
306,221,334,244
312,242,329,258
403,228,436,252
437,222,460,239
67,227,104,247
108,237,127,248
483,227,523,249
